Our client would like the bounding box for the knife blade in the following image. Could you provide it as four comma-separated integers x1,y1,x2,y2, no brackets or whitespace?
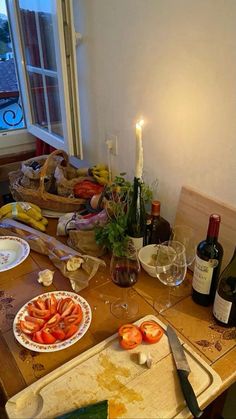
166,325,203,418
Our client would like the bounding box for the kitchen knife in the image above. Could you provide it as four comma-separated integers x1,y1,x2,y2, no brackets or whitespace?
166,325,203,418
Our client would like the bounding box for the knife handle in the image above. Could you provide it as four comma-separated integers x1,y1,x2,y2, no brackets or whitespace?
177,369,203,418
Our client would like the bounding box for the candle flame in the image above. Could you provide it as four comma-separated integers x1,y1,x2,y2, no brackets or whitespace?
136,119,144,129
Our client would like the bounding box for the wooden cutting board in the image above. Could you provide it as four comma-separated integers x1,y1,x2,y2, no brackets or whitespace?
5,315,221,419
174,186,236,271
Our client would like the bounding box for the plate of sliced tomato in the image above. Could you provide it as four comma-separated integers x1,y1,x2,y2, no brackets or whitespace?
13,291,92,352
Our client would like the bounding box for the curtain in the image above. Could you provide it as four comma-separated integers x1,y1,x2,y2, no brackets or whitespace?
36,139,55,156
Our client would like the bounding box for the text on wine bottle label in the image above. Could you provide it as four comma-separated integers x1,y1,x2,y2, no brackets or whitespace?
213,291,232,324
192,255,215,294
128,236,143,252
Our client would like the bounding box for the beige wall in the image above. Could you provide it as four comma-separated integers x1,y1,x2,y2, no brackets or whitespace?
74,0,236,223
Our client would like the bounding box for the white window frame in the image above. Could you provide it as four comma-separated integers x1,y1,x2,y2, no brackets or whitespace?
6,0,83,158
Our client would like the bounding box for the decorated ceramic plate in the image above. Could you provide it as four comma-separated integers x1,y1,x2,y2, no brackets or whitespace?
13,291,92,352
0,236,30,272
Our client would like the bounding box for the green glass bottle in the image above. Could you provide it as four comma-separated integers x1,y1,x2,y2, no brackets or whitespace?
127,177,146,252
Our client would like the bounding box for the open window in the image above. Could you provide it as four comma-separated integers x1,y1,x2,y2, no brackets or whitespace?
7,0,82,157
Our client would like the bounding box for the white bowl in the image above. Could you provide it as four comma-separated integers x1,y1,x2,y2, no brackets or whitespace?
138,244,158,277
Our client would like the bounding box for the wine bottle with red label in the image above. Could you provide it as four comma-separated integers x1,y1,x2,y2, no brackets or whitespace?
213,247,236,326
192,214,223,306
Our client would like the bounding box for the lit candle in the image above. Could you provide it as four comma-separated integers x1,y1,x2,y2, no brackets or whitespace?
135,119,144,179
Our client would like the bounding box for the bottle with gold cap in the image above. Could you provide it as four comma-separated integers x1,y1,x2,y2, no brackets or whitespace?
145,200,171,245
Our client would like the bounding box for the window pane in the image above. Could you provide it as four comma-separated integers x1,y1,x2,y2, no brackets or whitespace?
19,8,40,67
28,72,47,128
46,76,63,136
19,1,57,70
39,12,57,71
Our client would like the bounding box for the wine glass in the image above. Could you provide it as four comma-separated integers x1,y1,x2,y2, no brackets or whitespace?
110,244,140,319
154,240,187,312
170,224,196,267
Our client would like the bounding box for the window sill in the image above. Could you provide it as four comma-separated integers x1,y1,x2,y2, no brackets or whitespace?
0,129,35,156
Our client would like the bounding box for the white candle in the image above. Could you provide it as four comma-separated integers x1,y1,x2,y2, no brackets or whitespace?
135,120,144,179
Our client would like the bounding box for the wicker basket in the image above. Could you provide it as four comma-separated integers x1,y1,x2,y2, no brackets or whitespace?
9,150,86,213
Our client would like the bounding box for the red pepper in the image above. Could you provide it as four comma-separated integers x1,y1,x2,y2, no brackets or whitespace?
74,180,103,198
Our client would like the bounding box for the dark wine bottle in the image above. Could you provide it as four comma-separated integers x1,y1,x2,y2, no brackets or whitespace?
192,214,223,306
213,247,236,326
127,177,146,251
145,200,171,245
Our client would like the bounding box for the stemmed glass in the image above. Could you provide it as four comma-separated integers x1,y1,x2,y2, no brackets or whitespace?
110,244,140,319
154,240,187,312
170,225,196,267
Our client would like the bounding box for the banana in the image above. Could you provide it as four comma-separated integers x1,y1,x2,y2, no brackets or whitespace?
2,211,46,232
0,203,15,217
92,169,109,178
0,202,42,221
41,217,48,226
93,164,108,171
93,174,109,185
26,218,46,232
91,165,109,186
1,212,13,220
28,202,42,213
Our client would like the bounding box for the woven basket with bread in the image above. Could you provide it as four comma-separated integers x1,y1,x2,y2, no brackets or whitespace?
9,150,86,213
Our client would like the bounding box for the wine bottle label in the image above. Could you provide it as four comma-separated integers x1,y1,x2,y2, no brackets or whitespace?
192,255,215,294
128,236,143,252
213,291,232,324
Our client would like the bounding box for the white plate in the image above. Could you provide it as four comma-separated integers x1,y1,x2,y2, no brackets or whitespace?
13,291,92,352
0,236,30,272
42,209,68,218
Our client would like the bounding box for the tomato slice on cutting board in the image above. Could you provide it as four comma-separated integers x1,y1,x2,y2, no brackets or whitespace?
118,324,142,349
139,320,164,343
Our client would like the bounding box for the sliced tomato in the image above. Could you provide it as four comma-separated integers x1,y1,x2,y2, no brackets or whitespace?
46,294,58,315
27,304,51,319
71,303,82,316
51,327,66,341
20,320,40,335
64,313,82,326
41,328,57,344
64,324,78,340
60,300,75,318
33,297,47,311
139,321,164,344
33,330,44,344
44,313,61,329
118,324,142,350
24,315,45,328
57,298,74,315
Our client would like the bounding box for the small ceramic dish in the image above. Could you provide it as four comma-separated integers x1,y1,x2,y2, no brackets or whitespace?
138,244,159,277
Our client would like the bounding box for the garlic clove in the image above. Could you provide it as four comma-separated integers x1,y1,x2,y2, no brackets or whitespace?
37,269,54,286
138,352,147,365
146,353,153,369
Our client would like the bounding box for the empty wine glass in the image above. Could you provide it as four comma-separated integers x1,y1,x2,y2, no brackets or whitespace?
110,244,140,319
171,224,196,266
154,240,187,312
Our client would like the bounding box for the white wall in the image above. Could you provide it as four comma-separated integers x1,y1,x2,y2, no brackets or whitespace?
74,0,236,223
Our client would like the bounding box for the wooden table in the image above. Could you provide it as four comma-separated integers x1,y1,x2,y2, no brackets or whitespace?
0,222,235,417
